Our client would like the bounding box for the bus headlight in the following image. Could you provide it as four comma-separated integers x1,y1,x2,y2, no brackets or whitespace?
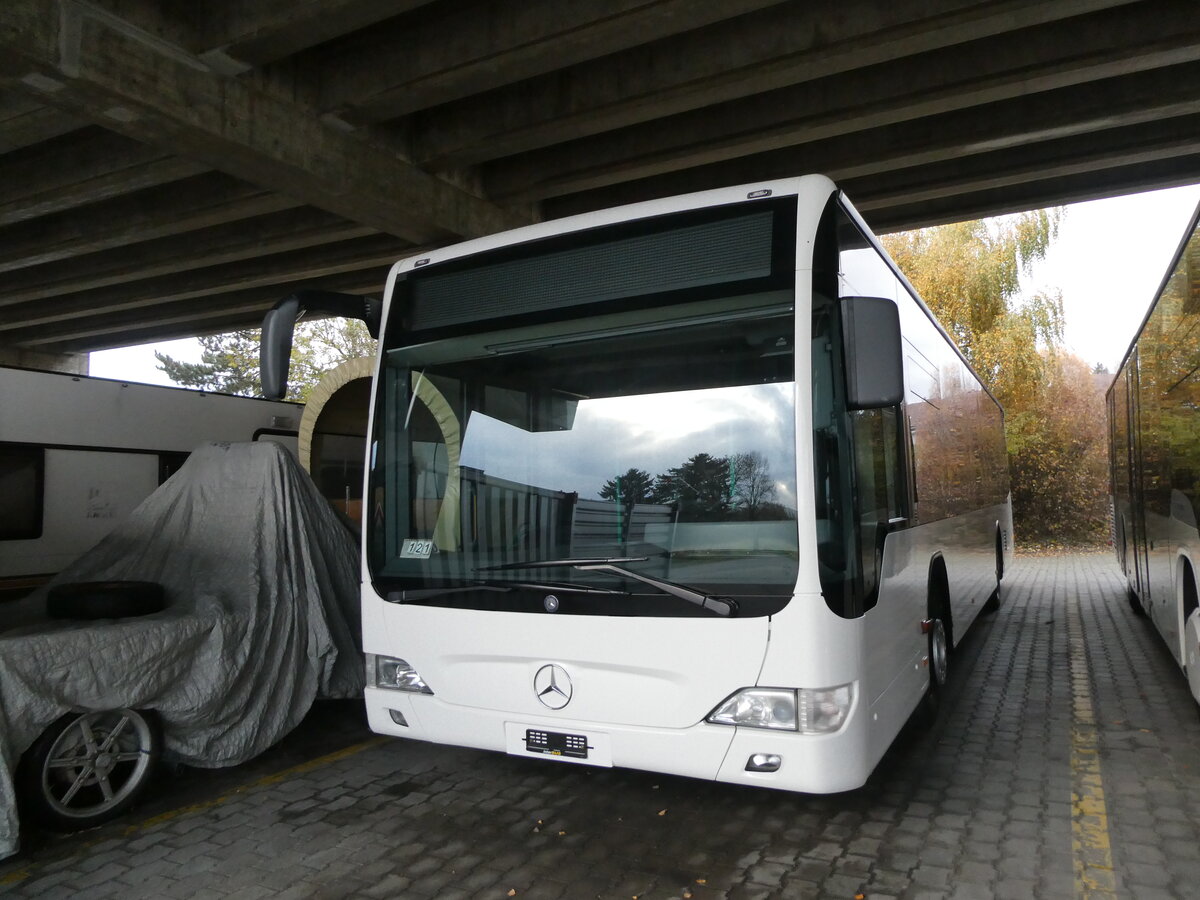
706,684,853,734
368,653,434,694
707,689,797,731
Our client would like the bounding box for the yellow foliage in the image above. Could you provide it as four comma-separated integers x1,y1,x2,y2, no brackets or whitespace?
883,209,1108,543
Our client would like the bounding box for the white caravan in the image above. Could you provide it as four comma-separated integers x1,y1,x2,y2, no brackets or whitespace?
262,176,1011,793
0,366,301,595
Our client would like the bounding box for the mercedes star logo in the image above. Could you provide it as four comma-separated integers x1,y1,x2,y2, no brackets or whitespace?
533,663,572,710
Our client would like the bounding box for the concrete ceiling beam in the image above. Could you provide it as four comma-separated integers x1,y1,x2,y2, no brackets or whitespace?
412,0,1140,169
845,119,1200,212
309,0,786,124
0,85,82,153
35,310,275,353
13,269,385,350
483,8,1200,202
538,64,1200,219
0,0,526,244
0,172,298,274
0,234,407,332
858,155,1200,232
0,208,377,307
0,125,206,226
32,306,295,354
179,0,438,72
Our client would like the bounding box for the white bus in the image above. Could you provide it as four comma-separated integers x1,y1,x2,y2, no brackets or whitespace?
263,176,1010,793
1109,199,1200,705
0,366,301,599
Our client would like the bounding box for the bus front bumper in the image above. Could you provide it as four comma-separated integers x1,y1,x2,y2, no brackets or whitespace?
365,687,873,794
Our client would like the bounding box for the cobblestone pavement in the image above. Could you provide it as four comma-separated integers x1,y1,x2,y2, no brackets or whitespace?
3,552,1199,899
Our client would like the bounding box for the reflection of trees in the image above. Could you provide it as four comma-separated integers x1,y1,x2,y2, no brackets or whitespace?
601,451,791,522
599,468,654,505
908,363,1008,524
731,451,777,518
651,452,731,521
1126,221,1200,527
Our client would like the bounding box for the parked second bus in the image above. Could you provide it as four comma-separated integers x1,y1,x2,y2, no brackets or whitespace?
1109,199,1200,705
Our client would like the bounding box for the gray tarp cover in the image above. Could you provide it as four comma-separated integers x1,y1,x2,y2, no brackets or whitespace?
0,441,364,860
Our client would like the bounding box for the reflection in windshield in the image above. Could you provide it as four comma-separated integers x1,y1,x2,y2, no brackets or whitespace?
369,311,800,606
461,384,796,511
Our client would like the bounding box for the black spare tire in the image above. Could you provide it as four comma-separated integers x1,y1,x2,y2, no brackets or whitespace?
47,581,166,620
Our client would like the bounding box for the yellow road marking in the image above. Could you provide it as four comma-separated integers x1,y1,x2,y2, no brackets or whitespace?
127,737,388,832
0,867,32,886
1068,600,1117,898
0,736,387,886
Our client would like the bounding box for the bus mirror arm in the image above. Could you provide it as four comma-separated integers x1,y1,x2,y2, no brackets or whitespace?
260,290,382,400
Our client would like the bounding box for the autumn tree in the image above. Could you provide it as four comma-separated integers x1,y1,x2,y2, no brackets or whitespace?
881,210,1064,412
155,318,375,402
883,209,1110,545
1007,353,1109,542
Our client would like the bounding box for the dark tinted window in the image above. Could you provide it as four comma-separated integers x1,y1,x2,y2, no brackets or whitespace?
0,445,44,540
158,451,190,484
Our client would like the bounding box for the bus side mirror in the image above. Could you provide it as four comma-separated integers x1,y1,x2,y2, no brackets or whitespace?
841,296,903,410
259,290,382,400
261,295,300,400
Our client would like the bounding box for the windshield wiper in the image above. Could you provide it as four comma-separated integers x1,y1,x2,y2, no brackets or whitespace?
399,579,627,602
478,557,738,617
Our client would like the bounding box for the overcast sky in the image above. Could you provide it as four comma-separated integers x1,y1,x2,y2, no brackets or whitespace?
89,184,1200,385
1020,183,1200,373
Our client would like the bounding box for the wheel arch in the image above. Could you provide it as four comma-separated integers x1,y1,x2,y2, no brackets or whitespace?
1179,550,1198,628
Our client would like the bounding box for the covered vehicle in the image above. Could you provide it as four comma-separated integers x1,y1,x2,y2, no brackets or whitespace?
0,441,363,859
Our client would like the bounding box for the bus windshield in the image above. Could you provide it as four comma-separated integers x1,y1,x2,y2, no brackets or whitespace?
368,303,799,616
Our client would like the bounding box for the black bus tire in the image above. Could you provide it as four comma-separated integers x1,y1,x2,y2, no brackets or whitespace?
983,530,1004,613
1127,585,1147,618
47,581,166,620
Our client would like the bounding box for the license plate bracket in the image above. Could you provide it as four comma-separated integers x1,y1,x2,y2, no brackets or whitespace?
524,728,589,759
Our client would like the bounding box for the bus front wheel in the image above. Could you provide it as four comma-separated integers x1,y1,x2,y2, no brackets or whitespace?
919,616,950,723
929,619,949,692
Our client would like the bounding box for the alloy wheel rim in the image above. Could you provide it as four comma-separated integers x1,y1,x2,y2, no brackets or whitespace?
41,710,152,818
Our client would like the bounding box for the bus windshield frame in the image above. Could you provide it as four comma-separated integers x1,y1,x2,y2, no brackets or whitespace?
367,294,802,618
